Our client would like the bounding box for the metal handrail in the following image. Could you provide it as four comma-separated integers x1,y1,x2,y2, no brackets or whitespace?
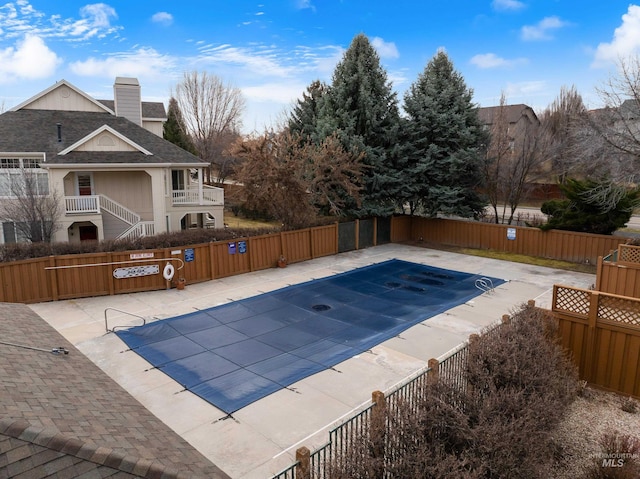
475,277,495,293
104,307,147,333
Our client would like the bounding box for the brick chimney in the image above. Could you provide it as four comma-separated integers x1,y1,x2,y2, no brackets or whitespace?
113,77,142,126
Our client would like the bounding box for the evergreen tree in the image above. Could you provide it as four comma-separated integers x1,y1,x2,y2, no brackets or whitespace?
540,178,639,235
163,97,197,155
402,50,487,217
317,33,402,217
288,80,329,142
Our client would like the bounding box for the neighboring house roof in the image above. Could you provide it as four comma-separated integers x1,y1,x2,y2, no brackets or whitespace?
0,302,230,479
477,103,539,126
0,109,205,167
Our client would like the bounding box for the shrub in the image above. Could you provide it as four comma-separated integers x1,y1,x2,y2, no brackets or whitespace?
325,303,579,479
0,226,281,263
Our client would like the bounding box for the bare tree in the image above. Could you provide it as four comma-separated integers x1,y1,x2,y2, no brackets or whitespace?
482,92,512,223
537,85,588,184
561,58,640,211
481,99,546,224
1,169,61,242
174,71,246,184
232,131,364,230
502,116,546,224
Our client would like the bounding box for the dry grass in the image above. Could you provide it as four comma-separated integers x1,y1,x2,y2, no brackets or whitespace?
223,211,280,229
409,240,597,274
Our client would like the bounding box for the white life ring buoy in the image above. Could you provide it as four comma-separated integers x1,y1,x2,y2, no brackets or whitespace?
163,263,175,281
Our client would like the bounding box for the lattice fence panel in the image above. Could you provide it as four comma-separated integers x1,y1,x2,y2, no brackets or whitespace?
619,244,640,265
598,295,640,326
554,287,590,316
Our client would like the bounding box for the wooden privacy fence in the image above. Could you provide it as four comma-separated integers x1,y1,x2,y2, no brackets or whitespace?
552,285,640,398
0,223,343,304
0,218,394,304
391,216,625,265
597,244,640,298
0,215,628,304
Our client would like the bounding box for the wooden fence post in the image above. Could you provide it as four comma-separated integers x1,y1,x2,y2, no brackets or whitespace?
370,390,387,462
584,291,599,382
295,446,310,479
428,358,439,383
48,256,59,301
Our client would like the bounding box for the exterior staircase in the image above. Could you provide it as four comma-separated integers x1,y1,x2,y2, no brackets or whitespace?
98,195,154,240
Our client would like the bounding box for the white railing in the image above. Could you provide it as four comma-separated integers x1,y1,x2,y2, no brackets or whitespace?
116,221,155,240
64,195,100,214
98,195,140,226
172,185,224,205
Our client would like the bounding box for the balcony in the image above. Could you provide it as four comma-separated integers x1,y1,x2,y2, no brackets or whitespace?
171,185,224,206
65,195,100,214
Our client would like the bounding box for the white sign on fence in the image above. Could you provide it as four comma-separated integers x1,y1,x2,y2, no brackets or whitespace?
130,252,155,259
113,265,160,279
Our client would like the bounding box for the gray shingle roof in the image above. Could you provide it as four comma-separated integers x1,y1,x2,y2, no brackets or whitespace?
0,302,230,479
477,104,538,126
98,100,167,119
0,109,205,166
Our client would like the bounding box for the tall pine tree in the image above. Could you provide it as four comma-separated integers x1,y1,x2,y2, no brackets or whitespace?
402,50,487,217
163,97,197,155
317,33,402,217
288,80,329,143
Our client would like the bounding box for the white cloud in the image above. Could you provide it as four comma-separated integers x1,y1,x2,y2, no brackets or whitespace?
151,11,173,26
521,16,568,41
295,0,316,12
0,1,121,41
504,80,547,97
80,3,116,28
69,47,177,80
592,5,640,67
492,0,526,11
470,53,527,69
371,37,399,59
243,81,309,103
0,34,60,84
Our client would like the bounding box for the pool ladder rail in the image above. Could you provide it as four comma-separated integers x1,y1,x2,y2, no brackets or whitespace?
475,277,496,294
104,307,148,333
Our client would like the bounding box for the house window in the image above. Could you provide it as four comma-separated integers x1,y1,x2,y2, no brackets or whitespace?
171,170,185,190
0,157,49,197
77,173,93,196
2,221,49,243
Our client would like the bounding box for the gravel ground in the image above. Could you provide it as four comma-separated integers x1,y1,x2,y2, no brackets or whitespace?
552,387,640,478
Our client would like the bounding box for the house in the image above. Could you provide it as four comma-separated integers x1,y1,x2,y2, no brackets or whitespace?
477,103,540,146
0,77,223,244
478,103,561,201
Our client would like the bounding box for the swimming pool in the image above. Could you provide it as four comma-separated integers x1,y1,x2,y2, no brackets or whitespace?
116,259,504,414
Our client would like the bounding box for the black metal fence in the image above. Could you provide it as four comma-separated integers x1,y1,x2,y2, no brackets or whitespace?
270,321,504,479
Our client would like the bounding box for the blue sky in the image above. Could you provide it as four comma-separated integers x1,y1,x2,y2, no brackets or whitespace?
0,1,638,132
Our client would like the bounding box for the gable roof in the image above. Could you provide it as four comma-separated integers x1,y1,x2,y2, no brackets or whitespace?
0,302,230,479
11,79,115,114
477,104,539,126
0,109,205,167
59,124,153,156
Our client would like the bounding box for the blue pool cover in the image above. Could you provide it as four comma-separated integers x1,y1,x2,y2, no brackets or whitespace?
116,259,503,414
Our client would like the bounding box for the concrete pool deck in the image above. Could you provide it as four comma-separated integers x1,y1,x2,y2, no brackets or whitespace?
28,243,595,478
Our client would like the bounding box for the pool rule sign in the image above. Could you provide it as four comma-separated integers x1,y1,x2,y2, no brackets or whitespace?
113,264,159,279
